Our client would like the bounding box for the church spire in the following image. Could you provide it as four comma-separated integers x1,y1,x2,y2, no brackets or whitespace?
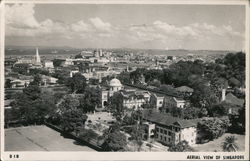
36,47,41,63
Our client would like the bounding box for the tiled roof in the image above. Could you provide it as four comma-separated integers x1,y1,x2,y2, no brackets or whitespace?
154,93,165,97
225,93,244,106
175,86,194,93
142,109,198,128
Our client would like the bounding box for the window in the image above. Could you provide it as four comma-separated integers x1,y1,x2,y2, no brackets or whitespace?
168,138,171,142
156,128,159,132
164,130,167,135
168,131,171,136
160,129,163,133
160,135,162,140
159,101,162,104
164,137,166,141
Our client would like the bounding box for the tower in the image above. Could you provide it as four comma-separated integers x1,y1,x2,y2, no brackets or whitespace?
99,49,103,57
221,88,226,102
36,47,41,64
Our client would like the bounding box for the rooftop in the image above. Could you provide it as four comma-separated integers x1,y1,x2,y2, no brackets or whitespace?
175,86,194,93
142,109,199,128
109,78,122,87
224,93,244,106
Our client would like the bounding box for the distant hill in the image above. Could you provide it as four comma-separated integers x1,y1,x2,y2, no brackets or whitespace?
4,45,236,56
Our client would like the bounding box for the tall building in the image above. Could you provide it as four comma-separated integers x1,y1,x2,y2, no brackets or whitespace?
36,48,41,64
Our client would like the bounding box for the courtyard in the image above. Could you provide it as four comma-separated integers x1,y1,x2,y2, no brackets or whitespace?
5,125,96,151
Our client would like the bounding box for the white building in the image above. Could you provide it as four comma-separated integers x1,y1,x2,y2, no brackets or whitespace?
43,60,54,68
100,78,124,108
142,110,199,146
162,96,187,113
150,93,164,110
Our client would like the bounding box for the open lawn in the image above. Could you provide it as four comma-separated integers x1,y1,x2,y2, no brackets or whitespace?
5,125,96,151
193,133,245,152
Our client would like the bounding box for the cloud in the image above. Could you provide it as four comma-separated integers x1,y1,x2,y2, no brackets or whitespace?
5,4,40,28
5,4,244,50
71,20,89,32
89,17,112,32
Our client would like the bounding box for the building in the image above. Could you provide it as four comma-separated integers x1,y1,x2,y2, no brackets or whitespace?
162,96,187,113
5,58,17,66
100,78,124,108
175,86,194,95
35,48,41,64
41,75,58,85
14,48,42,68
150,93,164,110
142,109,199,146
120,90,150,110
43,60,54,68
100,78,150,110
10,76,32,88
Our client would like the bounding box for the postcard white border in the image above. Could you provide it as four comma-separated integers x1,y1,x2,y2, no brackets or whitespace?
0,0,249,160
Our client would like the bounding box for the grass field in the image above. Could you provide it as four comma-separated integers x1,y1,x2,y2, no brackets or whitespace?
5,125,96,151
192,133,245,152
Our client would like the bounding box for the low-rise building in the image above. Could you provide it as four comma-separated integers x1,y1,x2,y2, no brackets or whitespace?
150,93,164,110
43,60,54,68
175,86,194,95
41,75,58,85
142,110,199,146
162,96,187,113
120,91,149,110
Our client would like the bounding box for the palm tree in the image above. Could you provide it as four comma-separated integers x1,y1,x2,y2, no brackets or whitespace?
222,135,239,152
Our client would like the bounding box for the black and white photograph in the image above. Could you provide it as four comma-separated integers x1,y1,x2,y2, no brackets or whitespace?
1,0,249,160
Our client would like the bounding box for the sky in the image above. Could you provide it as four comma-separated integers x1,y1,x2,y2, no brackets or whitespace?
5,3,246,50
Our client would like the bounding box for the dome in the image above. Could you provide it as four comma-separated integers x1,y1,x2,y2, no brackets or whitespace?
109,78,122,87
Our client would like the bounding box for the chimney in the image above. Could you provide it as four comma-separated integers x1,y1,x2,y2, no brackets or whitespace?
221,88,226,102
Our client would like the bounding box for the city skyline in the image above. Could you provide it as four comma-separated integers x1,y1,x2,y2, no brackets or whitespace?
5,4,245,51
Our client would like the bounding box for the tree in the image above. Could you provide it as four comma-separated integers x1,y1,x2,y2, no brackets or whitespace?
5,79,12,88
58,94,80,111
53,59,64,67
108,92,125,121
197,117,230,142
129,124,144,151
222,135,239,152
79,87,100,113
210,102,236,117
148,79,161,87
182,107,201,119
168,107,183,118
190,83,219,110
129,68,146,84
79,129,99,142
67,73,87,93
30,74,42,86
168,140,194,152
61,108,87,134
10,86,56,125
75,53,83,59
229,106,245,134
162,60,205,87
141,103,152,109
52,69,70,84
117,71,130,84
122,114,136,126
23,85,41,100
159,84,176,95
101,125,127,151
